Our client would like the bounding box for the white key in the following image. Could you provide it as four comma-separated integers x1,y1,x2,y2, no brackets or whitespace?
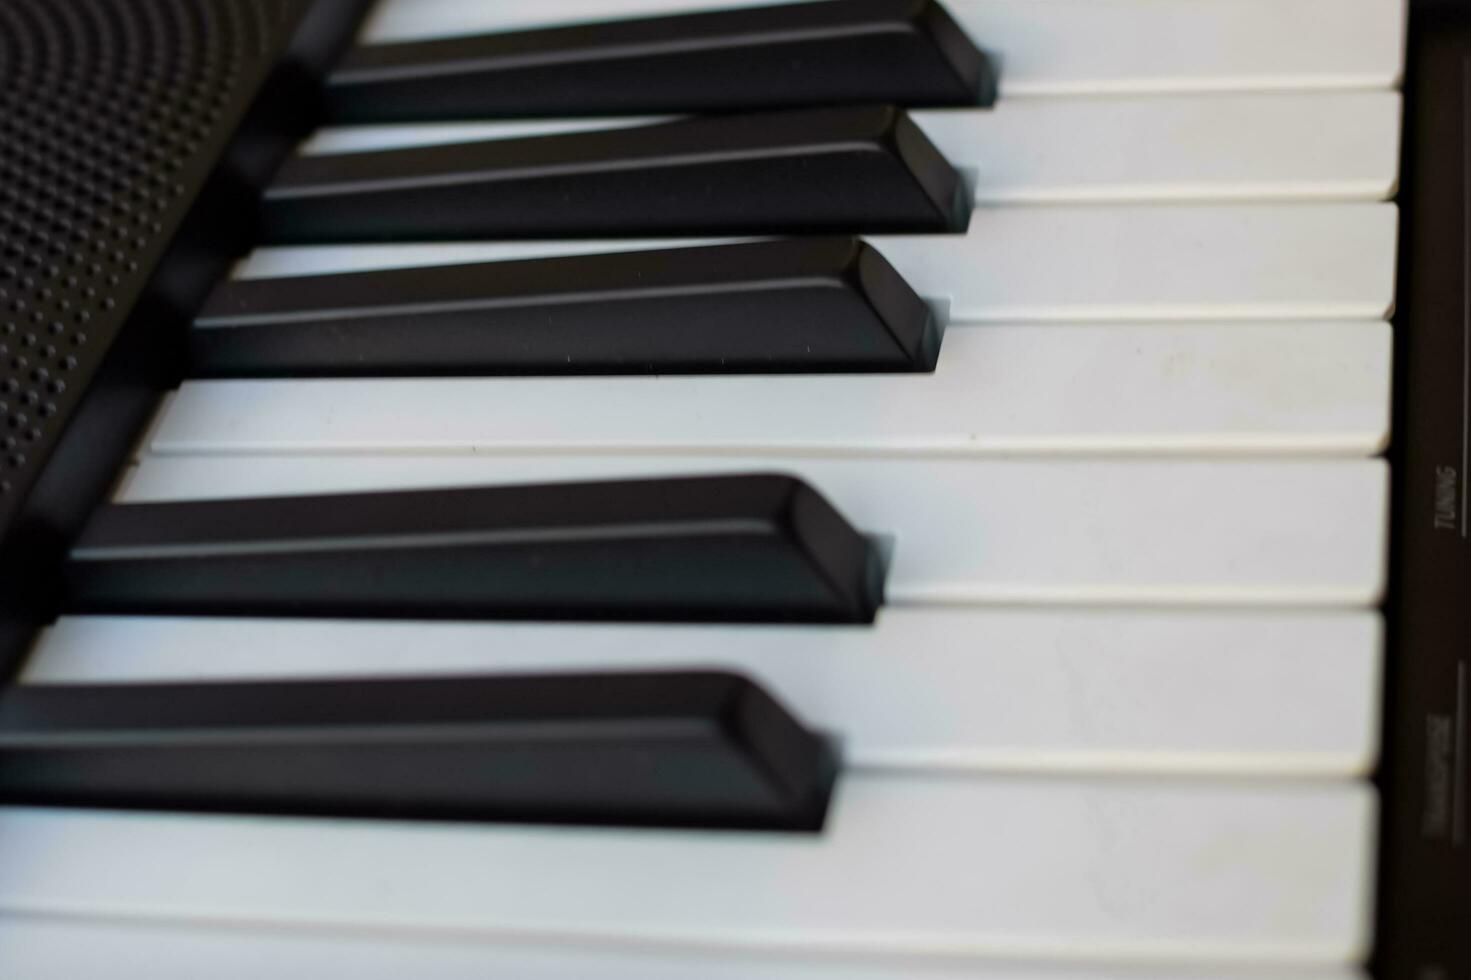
301,93,1404,205
160,323,1394,457
0,778,1375,962
231,204,1400,323
121,455,1390,607
25,607,1382,777
0,916,1367,980
877,205,1398,321
359,0,1407,96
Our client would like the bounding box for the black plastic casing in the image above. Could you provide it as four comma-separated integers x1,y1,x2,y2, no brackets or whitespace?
0,0,373,677
1376,2,1471,976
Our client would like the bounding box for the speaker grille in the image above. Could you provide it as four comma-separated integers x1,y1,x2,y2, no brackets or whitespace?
0,0,305,517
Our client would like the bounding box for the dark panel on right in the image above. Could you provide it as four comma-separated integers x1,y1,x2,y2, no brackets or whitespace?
1376,3,1471,978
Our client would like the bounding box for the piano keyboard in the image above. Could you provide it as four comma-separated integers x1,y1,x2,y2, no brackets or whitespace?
2,0,1452,977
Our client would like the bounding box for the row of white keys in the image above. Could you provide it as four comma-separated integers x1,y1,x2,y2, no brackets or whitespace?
300,91,1405,205
17,451,1384,962
0,916,1367,980
357,0,1407,97
33,7,1402,964
0,777,1375,963
25,606,1382,777
20,452,1388,963
231,204,1400,322
159,322,1395,456
120,454,1390,607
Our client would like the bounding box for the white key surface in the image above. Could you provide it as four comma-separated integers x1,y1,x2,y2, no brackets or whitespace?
0,917,1367,980
25,608,1382,777
121,455,1390,607
0,778,1375,962
358,0,1407,96
168,322,1394,457
231,204,1399,323
2,0,1405,972
876,205,1398,321
302,93,1404,205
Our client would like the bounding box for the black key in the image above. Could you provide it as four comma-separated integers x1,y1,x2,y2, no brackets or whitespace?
0,671,838,830
191,238,941,377
324,0,995,123
260,105,970,242
63,474,884,623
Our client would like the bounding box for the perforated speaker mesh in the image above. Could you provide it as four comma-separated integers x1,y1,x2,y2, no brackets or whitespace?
0,2,367,670
0,1,317,514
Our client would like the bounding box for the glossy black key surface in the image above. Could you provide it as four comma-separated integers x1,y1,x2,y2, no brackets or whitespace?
324,0,995,123
63,475,884,623
0,671,837,830
259,106,971,242
191,238,941,376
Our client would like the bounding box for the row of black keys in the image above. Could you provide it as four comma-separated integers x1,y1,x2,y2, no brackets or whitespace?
268,0,993,242
241,108,971,375
0,0,981,833
0,475,875,831
264,105,970,241
207,0,993,377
